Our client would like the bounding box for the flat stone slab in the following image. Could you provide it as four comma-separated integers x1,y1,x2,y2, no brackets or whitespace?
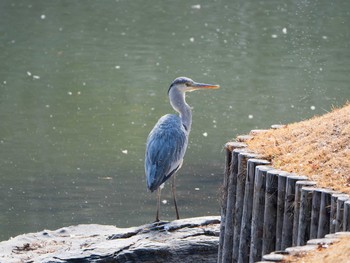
0,216,220,263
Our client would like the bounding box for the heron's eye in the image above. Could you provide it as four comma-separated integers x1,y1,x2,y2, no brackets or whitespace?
185,82,192,87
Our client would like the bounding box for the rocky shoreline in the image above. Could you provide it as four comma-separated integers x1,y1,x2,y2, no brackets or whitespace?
0,216,220,263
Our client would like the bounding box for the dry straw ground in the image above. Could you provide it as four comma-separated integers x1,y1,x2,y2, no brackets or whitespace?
284,237,350,263
247,103,350,194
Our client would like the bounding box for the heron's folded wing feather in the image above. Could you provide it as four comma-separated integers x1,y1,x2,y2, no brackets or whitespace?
145,114,188,191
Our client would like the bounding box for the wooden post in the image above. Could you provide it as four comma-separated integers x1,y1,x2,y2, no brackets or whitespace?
262,254,285,262
232,152,259,262
217,144,233,263
220,146,246,263
271,124,286,129
281,175,308,249
325,232,350,239
310,189,322,239
238,158,269,263
297,186,316,246
249,129,268,135
335,196,349,232
330,193,348,233
250,165,272,263
344,200,350,231
236,135,253,142
219,149,244,262
307,237,338,246
262,169,280,256
292,181,316,246
275,172,288,251
285,244,318,254
317,189,335,238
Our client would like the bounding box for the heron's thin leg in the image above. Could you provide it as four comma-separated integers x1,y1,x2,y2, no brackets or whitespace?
156,188,161,222
172,175,180,220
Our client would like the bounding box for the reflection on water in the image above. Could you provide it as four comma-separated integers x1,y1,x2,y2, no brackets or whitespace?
1,0,350,240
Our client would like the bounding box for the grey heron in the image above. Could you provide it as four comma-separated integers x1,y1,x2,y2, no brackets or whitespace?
145,77,219,222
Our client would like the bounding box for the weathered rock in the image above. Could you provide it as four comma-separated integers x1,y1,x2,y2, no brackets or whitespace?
0,216,220,263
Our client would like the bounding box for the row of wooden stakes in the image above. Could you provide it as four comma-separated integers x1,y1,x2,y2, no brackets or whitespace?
217,140,350,263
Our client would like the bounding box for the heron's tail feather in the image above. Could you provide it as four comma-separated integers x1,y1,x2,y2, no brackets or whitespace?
146,162,181,193
146,164,159,192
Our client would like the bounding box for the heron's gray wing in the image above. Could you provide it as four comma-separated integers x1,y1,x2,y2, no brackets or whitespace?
145,114,188,192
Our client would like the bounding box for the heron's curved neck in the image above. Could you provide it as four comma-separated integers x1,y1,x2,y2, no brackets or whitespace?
169,88,192,132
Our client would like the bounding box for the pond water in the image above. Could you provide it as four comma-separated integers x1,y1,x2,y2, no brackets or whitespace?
1,0,350,241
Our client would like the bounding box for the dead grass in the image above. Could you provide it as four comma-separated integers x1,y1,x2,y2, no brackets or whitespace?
246,103,350,194
283,237,350,263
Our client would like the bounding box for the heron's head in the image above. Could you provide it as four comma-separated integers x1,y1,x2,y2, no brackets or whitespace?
168,77,220,94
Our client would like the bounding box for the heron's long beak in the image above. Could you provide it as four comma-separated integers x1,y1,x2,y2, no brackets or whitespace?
192,82,220,90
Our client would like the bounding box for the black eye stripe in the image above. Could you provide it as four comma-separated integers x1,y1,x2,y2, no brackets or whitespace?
168,77,194,94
